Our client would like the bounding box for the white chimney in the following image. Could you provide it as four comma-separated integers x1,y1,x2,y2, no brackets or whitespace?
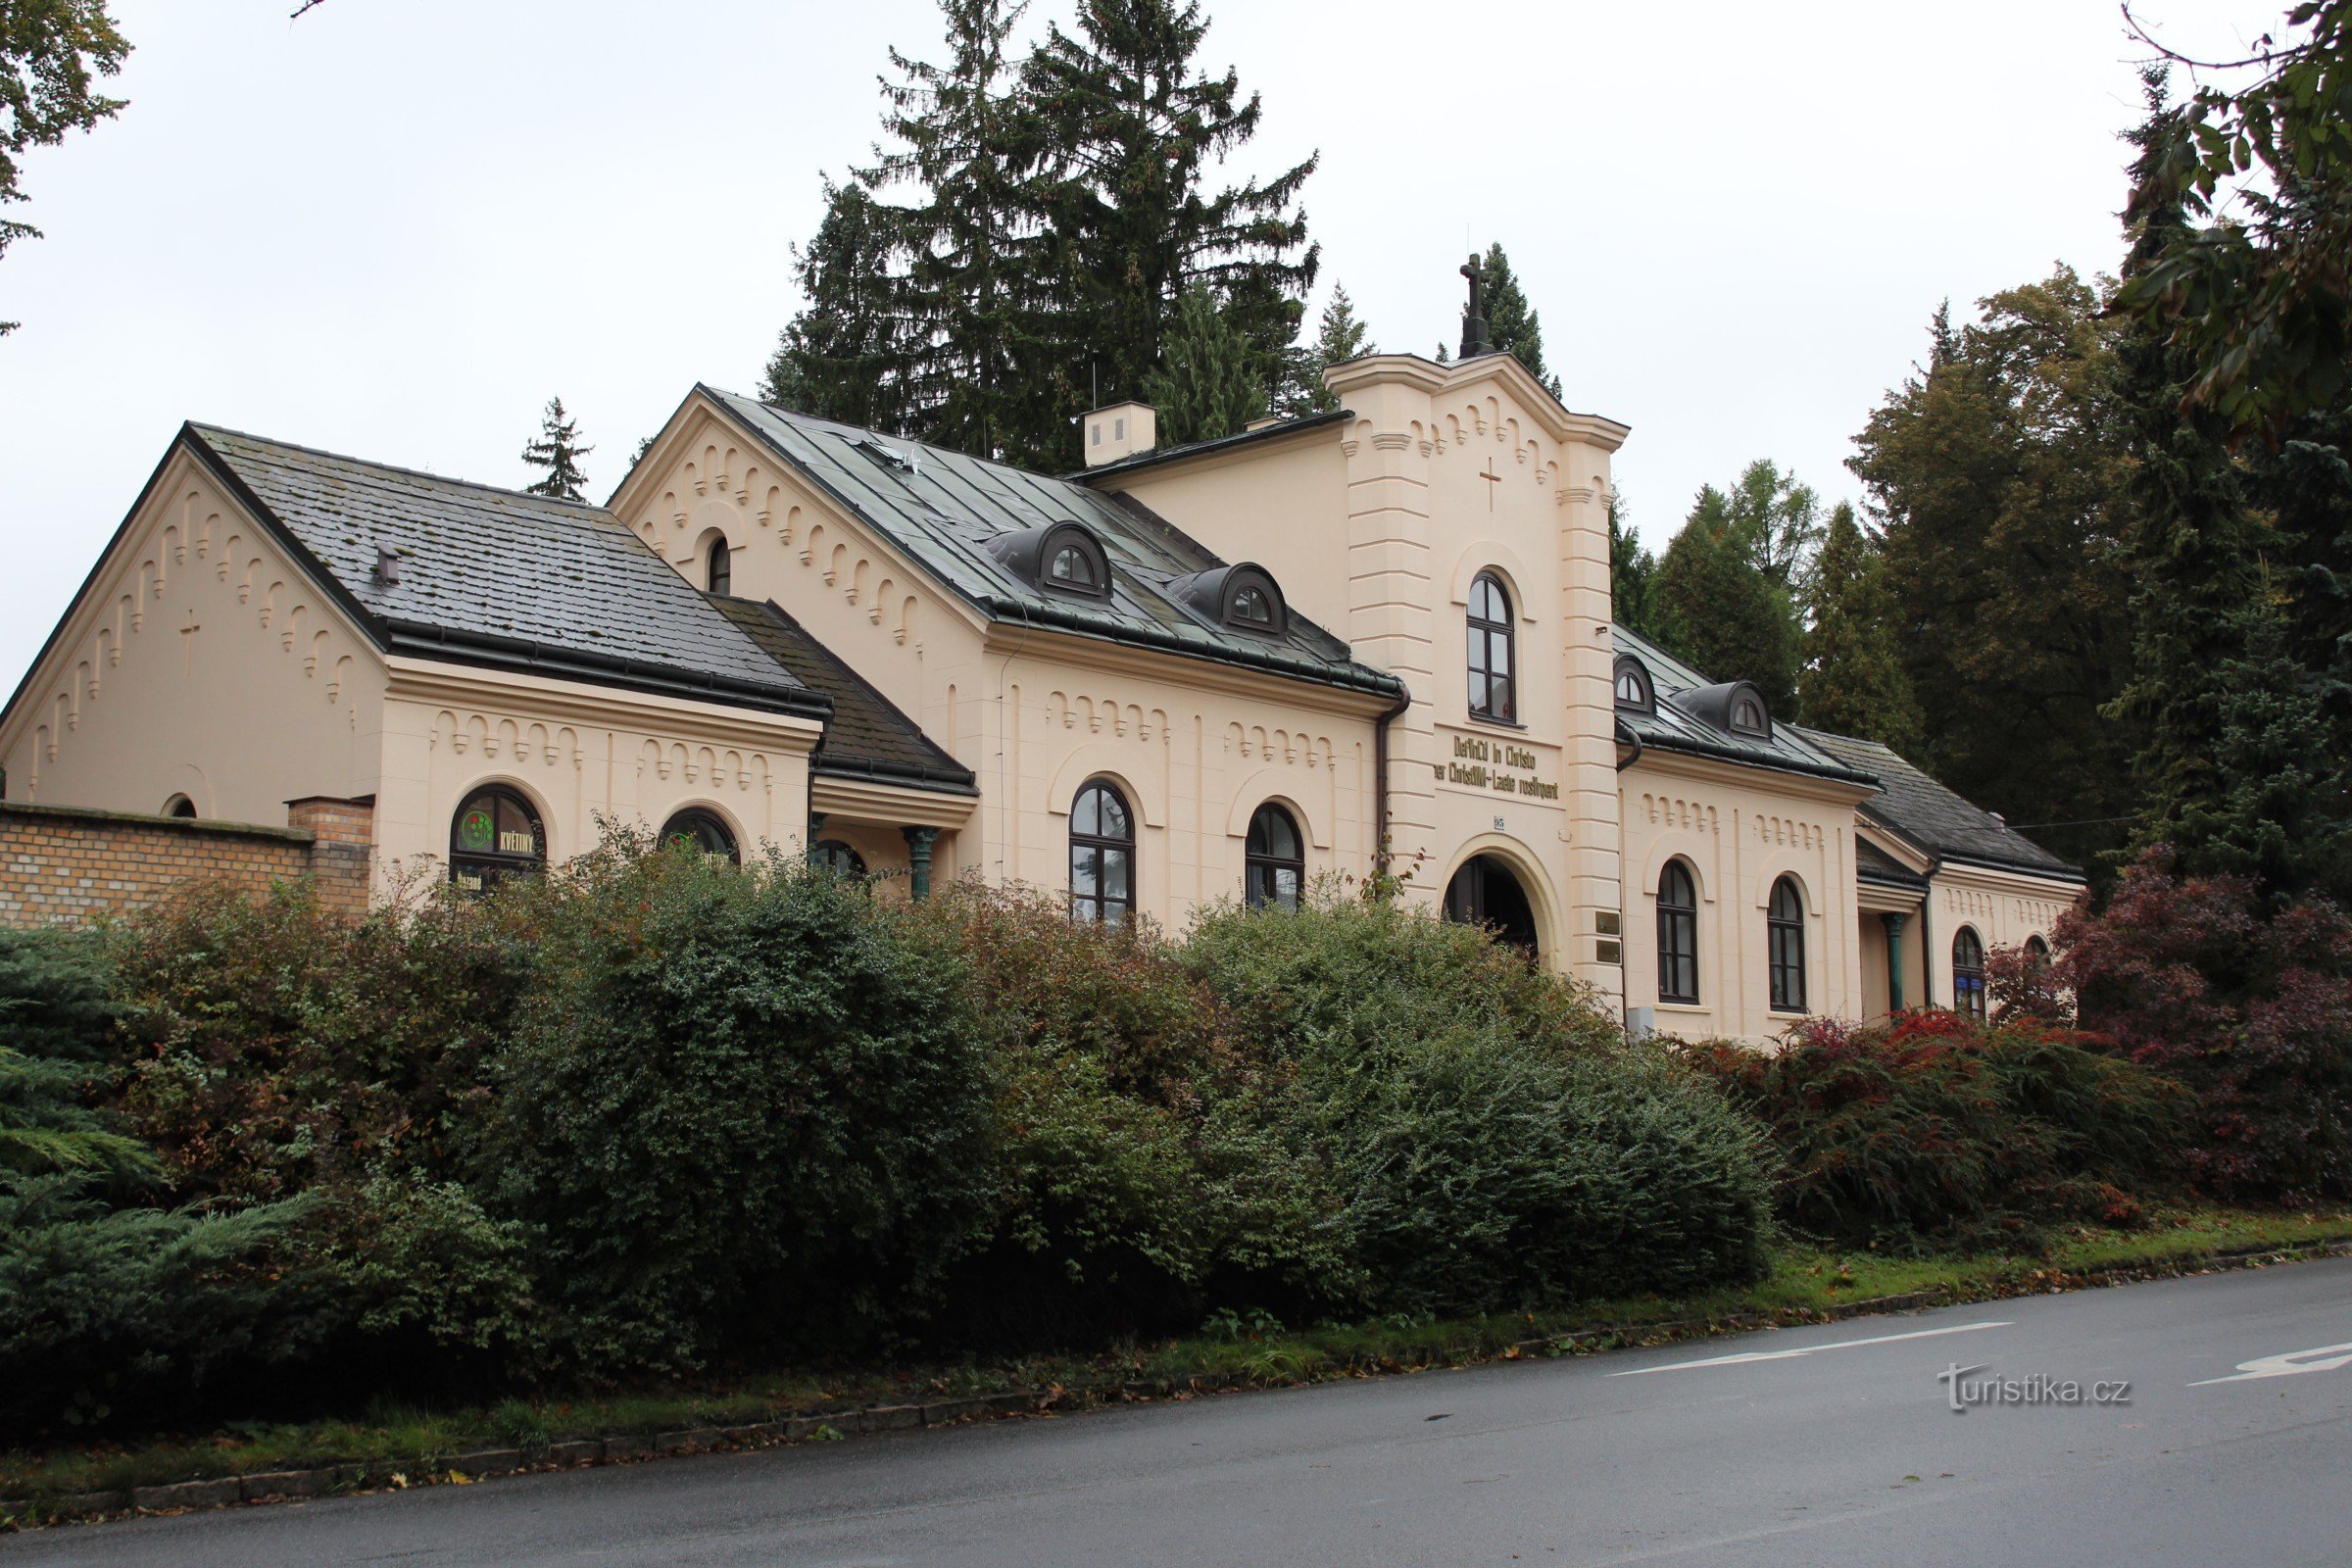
1082,401,1157,466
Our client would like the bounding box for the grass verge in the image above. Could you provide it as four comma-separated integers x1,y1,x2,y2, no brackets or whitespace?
4,1203,2347,1524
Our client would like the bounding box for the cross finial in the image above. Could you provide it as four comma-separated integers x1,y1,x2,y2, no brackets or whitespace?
1458,254,1492,360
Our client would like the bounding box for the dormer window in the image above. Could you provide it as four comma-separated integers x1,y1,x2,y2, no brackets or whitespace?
1049,541,1099,590
987,521,1112,601
1730,692,1768,737
1164,563,1287,638
1613,655,1653,713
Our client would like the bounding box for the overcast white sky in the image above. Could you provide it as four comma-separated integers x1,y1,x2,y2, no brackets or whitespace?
0,0,2287,691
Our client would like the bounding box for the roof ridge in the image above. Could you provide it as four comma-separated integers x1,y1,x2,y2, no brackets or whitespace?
186,422,612,515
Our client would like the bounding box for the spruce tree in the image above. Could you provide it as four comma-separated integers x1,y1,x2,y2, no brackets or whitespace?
858,0,1059,464
1608,487,1658,641
1298,283,1374,413
1651,485,1802,713
1024,0,1317,461
519,398,593,502
1474,243,1562,400
1142,287,1267,444
1798,502,1924,753
762,179,920,435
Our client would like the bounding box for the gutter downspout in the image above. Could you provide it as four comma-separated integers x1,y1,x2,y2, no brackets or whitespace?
1372,684,1414,888
1615,717,1643,772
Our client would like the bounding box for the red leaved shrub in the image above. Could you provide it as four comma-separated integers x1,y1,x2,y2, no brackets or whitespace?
2056,850,2352,1201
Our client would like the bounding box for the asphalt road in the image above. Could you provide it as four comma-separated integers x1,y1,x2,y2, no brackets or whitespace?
8,1257,2350,1568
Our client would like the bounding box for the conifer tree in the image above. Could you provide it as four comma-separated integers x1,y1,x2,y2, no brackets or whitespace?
1298,283,1374,413
1651,485,1802,713
1474,243,1562,400
1608,488,1658,641
1798,502,1924,753
762,178,921,435
519,398,593,502
1024,0,1317,460
1142,287,1267,444
858,0,1058,464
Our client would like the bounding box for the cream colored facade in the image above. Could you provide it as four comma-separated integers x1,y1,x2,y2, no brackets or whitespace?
2,349,2084,1041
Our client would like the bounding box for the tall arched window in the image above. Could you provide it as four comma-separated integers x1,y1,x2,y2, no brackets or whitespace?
1069,780,1135,927
1244,803,1303,910
450,784,545,892
1657,859,1699,1004
707,537,732,595
2024,934,2051,968
1952,927,1987,1020
660,807,739,863
1466,572,1516,723
1767,876,1806,1013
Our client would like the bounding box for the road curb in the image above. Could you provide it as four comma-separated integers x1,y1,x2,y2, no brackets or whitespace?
8,1234,2349,1531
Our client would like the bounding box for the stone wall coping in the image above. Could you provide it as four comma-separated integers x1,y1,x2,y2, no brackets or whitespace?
0,802,315,845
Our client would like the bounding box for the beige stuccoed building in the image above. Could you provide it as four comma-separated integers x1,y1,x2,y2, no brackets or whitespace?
0,330,2083,1040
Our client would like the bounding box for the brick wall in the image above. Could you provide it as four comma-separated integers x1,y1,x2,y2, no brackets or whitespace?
0,797,375,929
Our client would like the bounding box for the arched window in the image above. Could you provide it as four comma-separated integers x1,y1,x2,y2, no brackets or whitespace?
1730,691,1769,738
1229,583,1275,629
1049,541,1100,591
1768,876,1806,1013
660,807,739,863
2024,934,2051,968
1244,803,1303,911
1952,927,1987,1020
1613,656,1653,713
162,794,197,819
1467,572,1516,723
450,784,545,891
1657,859,1699,1004
707,537,732,596
1069,779,1135,927
809,839,865,878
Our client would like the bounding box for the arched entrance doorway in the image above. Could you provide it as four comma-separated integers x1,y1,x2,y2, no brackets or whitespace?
1444,854,1539,955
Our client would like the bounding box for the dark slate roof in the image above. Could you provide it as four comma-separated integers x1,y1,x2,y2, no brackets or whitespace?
1855,833,1930,890
702,388,1403,700
1797,726,2083,882
706,596,975,794
1612,627,1876,786
187,424,825,719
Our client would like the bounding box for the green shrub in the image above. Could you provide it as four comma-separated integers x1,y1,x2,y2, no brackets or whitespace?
1187,896,1775,1315
461,838,994,1373
1681,1012,2192,1250
0,927,116,1062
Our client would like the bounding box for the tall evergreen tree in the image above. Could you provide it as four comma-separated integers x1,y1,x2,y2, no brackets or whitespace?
762,179,920,436
1651,485,1801,713
1297,283,1374,413
519,398,593,502
1473,243,1562,400
1798,502,1924,753
856,0,1058,463
1142,287,1268,444
1850,270,2143,879
1608,487,1658,641
2111,67,2350,902
1717,459,1826,599
1023,0,1317,462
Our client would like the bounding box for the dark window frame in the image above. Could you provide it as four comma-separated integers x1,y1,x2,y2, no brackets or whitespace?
809,838,866,878
1730,692,1769,737
660,807,740,863
1657,858,1700,1004
1767,875,1806,1013
1613,655,1653,713
1952,927,1987,1020
1244,801,1304,910
1041,526,1111,602
1069,778,1136,927
1467,571,1517,724
450,783,546,892
707,536,732,596
162,794,197,819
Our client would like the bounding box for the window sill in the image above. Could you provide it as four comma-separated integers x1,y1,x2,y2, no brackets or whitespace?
1465,713,1529,732
1654,1000,1707,1013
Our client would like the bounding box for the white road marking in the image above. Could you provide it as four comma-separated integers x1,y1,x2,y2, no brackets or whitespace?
1607,1321,2014,1377
2189,1341,2352,1386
